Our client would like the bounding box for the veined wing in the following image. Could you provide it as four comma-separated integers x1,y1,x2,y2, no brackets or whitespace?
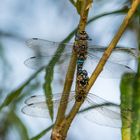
84,49,136,78
25,38,137,78
80,93,131,128
22,92,75,118
25,93,63,105
87,46,138,78
24,54,71,70
22,102,51,118
88,46,139,64
27,38,140,62
26,38,73,56
24,53,135,78
85,53,136,79
25,38,73,70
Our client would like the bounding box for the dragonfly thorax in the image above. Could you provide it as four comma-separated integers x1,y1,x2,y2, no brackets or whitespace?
75,31,90,41
73,43,88,53
77,69,89,88
75,90,87,102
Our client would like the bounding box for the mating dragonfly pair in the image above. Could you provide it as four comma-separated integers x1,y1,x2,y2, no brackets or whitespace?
22,36,139,128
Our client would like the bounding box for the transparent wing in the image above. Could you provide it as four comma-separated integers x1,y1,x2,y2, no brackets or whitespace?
88,46,139,63
25,38,72,70
25,93,63,105
22,102,51,118
25,53,135,78
80,93,131,128
27,38,139,62
24,54,71,71
25,38,137,78
87,46,138,78
22,92,75,118
26,38,73,56
85,53,136,79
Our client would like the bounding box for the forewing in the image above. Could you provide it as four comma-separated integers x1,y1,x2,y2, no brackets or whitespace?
88,46,139,63
25,38,73,70
26,38,73,56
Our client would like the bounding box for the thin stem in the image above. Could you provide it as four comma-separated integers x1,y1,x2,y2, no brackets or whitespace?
51,0,92,139
54,51,77,124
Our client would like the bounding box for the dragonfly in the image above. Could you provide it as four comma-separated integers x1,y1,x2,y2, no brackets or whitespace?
24,38,139,78
22,91,131,128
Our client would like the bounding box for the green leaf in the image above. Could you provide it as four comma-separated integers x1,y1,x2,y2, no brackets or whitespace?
69,0,76,7
75,0,83,15
131,36,140,140
8,111,29,140
43,31,75,121
131,74,140,140
0,67,45,111
30,124,54,140
120,73,134,130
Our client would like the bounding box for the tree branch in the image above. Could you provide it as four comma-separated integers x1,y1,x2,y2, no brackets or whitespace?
51,0,93,139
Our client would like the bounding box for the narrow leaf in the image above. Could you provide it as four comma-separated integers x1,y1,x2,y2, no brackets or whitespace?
0,66,45,111
43,31,75,121
120,73,134,140
30,124,54,140
131,37,140,140
9,111,29,140
69,0,76,7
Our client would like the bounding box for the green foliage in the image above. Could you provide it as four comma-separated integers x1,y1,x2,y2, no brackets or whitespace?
131,38,140,140
137,4,140,23
120,73,134,130
121,18,140,140
0,104,29,140
0,67,44,111
69,0,76,7
43,30,75,120
8,111,29,140
31,125,54,140
0,2,139,140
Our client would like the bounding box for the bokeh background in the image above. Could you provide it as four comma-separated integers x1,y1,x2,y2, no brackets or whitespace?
0,0,139,140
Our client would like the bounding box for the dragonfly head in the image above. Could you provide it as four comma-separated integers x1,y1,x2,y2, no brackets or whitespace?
75,31,91,41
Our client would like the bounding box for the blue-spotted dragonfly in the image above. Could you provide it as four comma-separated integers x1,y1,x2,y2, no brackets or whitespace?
24,38,139,78
22,91,131,128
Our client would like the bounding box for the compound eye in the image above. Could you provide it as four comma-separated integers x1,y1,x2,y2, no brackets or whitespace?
80,80,86,86
76,95,83,102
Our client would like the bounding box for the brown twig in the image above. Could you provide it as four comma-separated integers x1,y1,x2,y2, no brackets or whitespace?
51,0,92,139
